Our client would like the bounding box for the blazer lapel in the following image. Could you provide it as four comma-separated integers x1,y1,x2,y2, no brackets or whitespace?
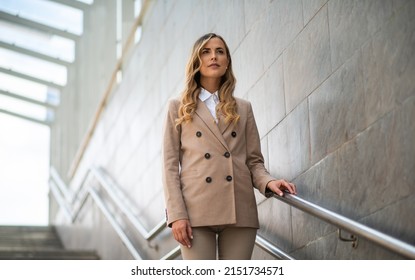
195,99,229,150
217,112,232,134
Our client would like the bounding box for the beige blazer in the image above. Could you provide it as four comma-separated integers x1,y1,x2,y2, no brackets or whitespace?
162,97,275,228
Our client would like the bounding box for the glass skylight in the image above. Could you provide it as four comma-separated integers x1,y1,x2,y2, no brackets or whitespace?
0,94,49,121
0,20,75,62
0,0,83,35
0,48,67,86
0,73,57,103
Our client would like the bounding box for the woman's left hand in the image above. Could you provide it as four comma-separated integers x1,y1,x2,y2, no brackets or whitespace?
267,179,297,196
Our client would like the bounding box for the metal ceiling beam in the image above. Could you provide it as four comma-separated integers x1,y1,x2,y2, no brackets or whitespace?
0,11,79,41
0,41,72,67
0,67,64,89
47,0,91,10
0,108,51,126
0,89,57,108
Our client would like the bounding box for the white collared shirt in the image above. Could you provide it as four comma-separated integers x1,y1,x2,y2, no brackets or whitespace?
199,88,219,122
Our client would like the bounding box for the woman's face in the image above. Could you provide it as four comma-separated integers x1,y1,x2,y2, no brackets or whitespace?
199,37,229,81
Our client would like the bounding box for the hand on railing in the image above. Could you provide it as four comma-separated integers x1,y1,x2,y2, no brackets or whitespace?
266,179,297,197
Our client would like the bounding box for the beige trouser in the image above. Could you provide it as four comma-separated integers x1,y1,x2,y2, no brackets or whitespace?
180,226,257,260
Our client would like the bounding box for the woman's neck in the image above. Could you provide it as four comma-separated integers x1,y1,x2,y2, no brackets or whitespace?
200,78,220,93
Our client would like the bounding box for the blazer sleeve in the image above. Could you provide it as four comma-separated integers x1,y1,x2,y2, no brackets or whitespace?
162,99,189,227
245,101,276,197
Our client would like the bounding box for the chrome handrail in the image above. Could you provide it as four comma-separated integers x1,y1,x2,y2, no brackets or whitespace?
49,169,93,223
89,189,142,260
273,193,415,259
255,235,295,260
50,167,74,201
49,167,143,260
49,166,294,260
89,167,166,241
49,180,72,220
161,245,181,260
50,165,415,259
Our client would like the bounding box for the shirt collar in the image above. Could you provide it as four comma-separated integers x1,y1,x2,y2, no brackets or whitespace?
199,88,219,102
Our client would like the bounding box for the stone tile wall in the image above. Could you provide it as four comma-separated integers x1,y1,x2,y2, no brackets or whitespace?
51,0,415,259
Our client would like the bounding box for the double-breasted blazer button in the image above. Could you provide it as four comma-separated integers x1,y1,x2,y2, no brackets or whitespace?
226,175,233,182
231,131,237,137
196,131,202,137
204,153,211,159
206,177,212,183
224,152,230,158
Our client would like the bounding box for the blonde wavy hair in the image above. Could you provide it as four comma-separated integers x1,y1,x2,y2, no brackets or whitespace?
176,33,239,126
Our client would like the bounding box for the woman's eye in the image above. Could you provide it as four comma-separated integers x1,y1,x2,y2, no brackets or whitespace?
202,49,209,54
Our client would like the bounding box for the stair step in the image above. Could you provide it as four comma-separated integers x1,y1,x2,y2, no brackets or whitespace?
0,226,99,260
0,236,63,248
0,248,99,260
0,225,63,249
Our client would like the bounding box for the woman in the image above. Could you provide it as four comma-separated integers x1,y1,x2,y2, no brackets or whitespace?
162,33,296,260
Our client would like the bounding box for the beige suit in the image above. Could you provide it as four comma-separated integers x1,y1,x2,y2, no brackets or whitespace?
162,97,274,229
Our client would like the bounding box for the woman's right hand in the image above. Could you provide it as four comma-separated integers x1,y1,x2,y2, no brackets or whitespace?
172,219,193,248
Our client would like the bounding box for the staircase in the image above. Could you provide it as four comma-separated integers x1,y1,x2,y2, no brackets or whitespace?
0,226,99,260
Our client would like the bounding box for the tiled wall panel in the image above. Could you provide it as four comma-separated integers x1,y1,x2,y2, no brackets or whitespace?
51,0,415,259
